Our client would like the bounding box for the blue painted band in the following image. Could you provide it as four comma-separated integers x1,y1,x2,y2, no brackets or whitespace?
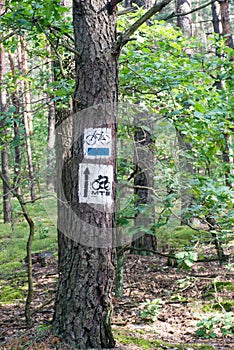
87,148,110,156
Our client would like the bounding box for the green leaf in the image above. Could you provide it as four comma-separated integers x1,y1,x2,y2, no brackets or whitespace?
194,102,206,113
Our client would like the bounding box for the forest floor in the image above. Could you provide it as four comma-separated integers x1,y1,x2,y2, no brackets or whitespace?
0,248,233,350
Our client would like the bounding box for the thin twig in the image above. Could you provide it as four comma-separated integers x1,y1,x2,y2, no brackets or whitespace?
0,30,18,44
23,194,54,205
161,0,216,21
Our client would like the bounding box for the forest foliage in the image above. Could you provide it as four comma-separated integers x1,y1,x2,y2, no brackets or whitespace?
0,0,233,347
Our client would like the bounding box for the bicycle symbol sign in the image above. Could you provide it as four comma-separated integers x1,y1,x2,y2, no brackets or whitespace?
92,175,111,192
79,163,113,205
84,128,111,158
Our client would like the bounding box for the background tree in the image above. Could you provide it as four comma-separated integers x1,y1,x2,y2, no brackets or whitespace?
18,36,36,201
125,0,158,255
0,1,12,224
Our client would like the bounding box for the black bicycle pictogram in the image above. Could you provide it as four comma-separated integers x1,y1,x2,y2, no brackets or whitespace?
92,175,111,191
86,130,110,146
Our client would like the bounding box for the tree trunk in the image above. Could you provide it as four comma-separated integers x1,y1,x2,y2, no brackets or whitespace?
131,126,157,255
1,147,12,223
0,40,12,223
219,0,233,186
176,0,192,38
211,1,233,187
52,1,118,348
20,37,33,135
46,50,56,191
115,247,125,297
46,98,56,190
211,1,221,35
8,52,21,194
0,170,35,326
18,37,36,201
220,0,233,49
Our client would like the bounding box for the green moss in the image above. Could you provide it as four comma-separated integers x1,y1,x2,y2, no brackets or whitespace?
158,226,204,249
113,328,216,349
0,223,12,237
0,200,57,278
0,285,25,303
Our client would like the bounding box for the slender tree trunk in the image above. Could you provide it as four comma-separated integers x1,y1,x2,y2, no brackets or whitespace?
46,50,56,190
219,0,233,186
0,170,35,325
211,1,233,187
18,37,36,201
219,0,233,49
8,52,21,194
0,40,12,223
211,1,221,35
1,148,12,223
52,1,118,348
131,126,157,255
46,99,56,190
20,37,33,135
115,247,125,297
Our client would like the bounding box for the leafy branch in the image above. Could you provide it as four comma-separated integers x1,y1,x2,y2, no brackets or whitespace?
112,0,173,53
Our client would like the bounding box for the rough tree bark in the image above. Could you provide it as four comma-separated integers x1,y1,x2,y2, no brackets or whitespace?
53,0,174,346
52,0,118,348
